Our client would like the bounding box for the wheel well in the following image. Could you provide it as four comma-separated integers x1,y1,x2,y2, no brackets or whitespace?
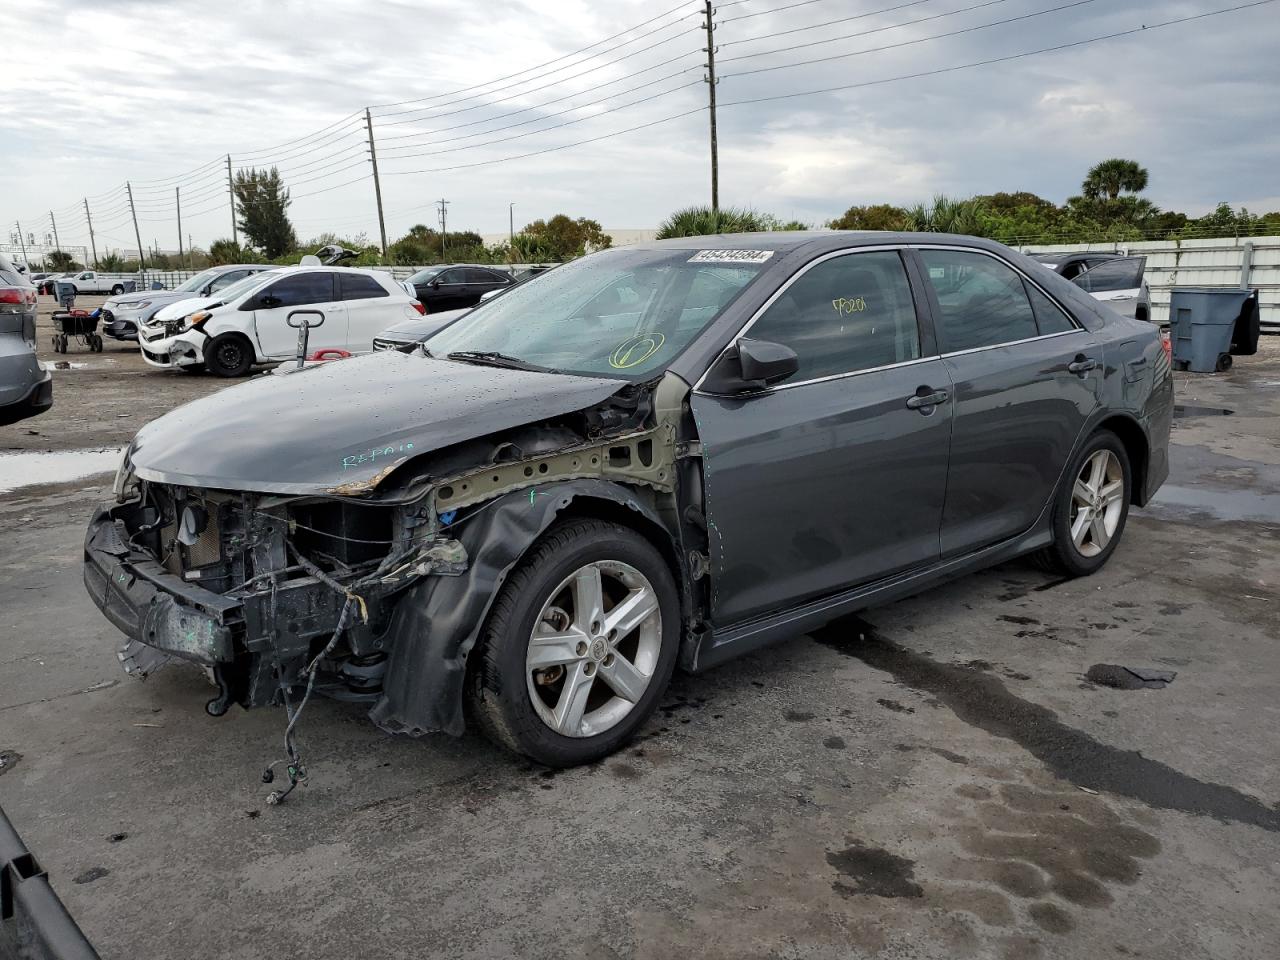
1095,416,1148,504
551,495,683,584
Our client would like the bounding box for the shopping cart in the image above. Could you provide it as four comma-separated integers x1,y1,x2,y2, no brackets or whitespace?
50,279,103,352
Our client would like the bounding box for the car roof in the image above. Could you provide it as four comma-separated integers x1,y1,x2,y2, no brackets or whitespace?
633,230,1029,258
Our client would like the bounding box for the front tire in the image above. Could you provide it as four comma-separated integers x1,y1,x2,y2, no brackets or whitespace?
1035,431,1131,577
468,519,680,767
204,333,254,378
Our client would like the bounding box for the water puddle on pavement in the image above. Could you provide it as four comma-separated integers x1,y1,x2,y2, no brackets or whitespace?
1144,484,1280,522
1173,404,1234,418
0,447,122,493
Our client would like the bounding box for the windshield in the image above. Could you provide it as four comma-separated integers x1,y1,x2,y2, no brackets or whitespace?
216,271,278,303
425,247,770,378
408,267,443,284
174,269,221,293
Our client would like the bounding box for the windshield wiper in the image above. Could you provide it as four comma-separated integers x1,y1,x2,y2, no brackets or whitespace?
445,351,555,373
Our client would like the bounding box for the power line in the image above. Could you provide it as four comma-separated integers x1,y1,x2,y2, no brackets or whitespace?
378,79,702,161
369,0,699,110
720,0,1100,77
720,0,1277,101
720,0,840,23
373,21,701,123
384,0,1274,179
376,55,702,146
721,0,998,52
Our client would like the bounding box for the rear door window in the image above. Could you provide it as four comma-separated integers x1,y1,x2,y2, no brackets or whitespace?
339,272,389,300
464,268,504,284
1073,257,1145,293
262,272,336,307
1024,282,1077,335
746,250,921,380
919,250,1039,352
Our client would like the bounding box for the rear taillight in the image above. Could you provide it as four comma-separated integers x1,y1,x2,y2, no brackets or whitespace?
0,287,34,310
411,300,427,316
1161,329,1172,360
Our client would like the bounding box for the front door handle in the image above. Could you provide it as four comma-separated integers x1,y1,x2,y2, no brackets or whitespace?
906,388,950,410
1068,355,1098,376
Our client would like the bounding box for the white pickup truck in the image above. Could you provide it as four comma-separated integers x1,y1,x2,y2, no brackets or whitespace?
59,271,132,295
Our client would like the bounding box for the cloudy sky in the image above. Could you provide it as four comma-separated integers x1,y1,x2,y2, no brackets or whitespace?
2,0,1277,256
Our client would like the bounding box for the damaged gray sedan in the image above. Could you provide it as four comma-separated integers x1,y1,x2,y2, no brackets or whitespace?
84,232,1171,768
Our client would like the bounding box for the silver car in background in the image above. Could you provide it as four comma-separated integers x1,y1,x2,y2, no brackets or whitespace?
0,253,51,425
1030,252,1151,323
101,264,272,341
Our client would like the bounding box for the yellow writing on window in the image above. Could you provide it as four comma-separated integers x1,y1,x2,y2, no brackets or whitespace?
832,297,867,316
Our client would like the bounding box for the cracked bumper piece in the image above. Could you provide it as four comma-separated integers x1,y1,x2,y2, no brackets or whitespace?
83,503,239,668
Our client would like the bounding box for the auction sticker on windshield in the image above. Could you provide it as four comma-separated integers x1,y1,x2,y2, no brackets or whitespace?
688,250,775,264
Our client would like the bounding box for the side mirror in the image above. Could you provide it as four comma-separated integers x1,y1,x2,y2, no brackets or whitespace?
429,278,441,288
702,338,799,394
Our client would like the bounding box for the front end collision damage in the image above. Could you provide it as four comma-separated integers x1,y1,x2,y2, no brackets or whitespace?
85,371,708,745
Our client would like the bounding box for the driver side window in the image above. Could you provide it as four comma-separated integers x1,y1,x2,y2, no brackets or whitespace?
210,270,247,293
747,250,922,381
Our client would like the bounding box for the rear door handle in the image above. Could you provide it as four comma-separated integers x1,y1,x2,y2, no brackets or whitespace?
906,389,950,410
1068,356,1098,375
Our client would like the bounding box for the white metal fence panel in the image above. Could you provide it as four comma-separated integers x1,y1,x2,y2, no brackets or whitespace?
1022,237,1280,334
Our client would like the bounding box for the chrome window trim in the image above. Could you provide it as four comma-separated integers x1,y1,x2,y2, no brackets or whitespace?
938,328,1083,360
912,242,1083,334
692,244,925,395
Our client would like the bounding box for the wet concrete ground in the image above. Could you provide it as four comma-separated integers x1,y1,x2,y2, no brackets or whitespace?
1,325,1278,959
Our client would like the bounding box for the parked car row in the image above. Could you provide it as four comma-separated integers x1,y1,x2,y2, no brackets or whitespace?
1029,252,1150,322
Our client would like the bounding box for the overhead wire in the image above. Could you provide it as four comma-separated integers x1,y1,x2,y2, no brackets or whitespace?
368,0,699,110
720,0,1101,77
720,0,937,45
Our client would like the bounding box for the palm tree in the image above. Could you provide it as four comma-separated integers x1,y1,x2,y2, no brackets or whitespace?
901,195,990,236
656,206,772,238
1081,159,1149,201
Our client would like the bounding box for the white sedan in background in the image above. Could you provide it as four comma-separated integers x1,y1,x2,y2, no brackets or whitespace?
138,267,426,377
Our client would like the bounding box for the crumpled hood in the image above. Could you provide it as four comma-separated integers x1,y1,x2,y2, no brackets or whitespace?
128,352,625,495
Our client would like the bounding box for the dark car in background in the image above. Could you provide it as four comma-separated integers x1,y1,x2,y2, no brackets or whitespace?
0,254,51,425
85,232,1169,770
100,264,272,341
374,271,548,352
1030,251,1150,322
407,263,513,312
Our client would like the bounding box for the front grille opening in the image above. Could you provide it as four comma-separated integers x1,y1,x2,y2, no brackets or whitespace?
289,501,395,569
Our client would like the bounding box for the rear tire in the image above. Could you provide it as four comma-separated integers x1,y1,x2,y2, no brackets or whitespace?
110,285,124,295
1033,431,1131,577
204,333,254,378
467,519,680,767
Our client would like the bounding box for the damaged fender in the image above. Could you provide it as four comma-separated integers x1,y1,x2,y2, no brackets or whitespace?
368,478,679,737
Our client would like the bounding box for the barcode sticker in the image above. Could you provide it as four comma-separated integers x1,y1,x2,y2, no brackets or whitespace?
688,250,775,264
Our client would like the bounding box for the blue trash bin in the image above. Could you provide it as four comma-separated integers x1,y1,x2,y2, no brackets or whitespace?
1168,288,1257,373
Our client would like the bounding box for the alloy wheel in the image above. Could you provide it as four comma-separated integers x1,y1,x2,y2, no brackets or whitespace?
1069,449,1125,558
525,560,662,738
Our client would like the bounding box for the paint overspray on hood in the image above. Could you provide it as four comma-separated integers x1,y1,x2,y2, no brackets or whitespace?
126,352,629,495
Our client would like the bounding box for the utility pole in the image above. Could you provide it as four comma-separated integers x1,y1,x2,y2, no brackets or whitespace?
14,221,28,267
509,202,515,245
437,199,450,260
702,0,720,220
226,155,238,245
49,211,61,255
176,186,185,269
126,181,146,269
365,108,389,260
83,199,98,268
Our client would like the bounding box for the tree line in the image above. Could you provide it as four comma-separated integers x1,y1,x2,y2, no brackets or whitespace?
40,158,1280,272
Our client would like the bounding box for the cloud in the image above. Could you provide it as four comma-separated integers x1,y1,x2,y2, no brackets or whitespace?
2,0,1277,253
